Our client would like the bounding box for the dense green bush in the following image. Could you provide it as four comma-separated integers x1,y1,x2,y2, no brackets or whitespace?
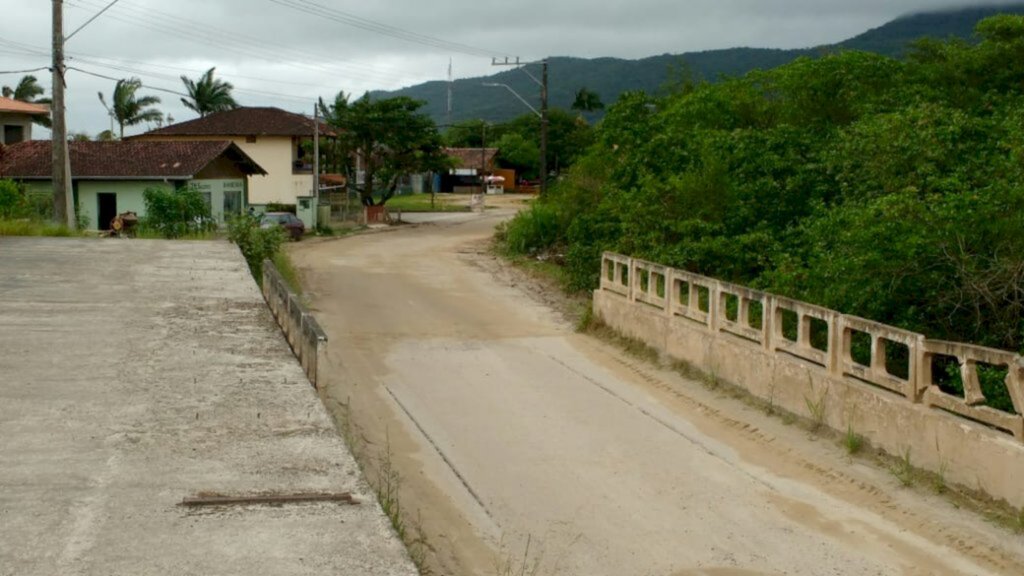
228,215,285,281
499,14,1024,358
0,179,22,219
141,186,214,238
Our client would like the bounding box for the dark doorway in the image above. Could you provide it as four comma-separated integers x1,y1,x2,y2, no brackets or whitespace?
97,193,117,230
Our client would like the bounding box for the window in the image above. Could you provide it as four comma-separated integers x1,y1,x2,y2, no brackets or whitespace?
3,125,25,144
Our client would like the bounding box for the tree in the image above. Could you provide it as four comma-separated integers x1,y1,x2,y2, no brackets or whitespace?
98,78,162,139
180,67,239,117
494,132,539,178
322,92,451,206
571,87,605,113
2,75,51,128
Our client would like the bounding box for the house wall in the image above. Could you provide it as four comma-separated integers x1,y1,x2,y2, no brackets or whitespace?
133,134,313,206
78,180,172,230
0,112,33,144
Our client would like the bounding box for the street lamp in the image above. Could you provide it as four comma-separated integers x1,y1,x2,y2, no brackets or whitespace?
482,82,541,118
482,67,548,195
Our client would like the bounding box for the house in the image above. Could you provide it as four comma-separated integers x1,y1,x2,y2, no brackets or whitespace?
130,107,334,224
0,140,265,230
0,97,49,145
441,147,498,193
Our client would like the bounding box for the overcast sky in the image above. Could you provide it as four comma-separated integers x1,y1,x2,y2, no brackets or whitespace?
0,0,1014,137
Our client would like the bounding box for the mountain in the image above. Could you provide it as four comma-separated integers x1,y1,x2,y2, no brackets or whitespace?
375,3,1024,126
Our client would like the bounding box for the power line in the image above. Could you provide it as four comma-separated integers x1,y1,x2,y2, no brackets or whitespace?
265,0,507,59
0,66,51,76
67,66,189,98
65,0,434,85
64,0,123,42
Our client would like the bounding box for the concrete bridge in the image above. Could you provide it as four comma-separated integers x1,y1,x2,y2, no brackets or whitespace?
289,207,1024,576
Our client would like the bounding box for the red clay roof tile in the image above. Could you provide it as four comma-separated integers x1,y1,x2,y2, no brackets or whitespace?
0,140,266,179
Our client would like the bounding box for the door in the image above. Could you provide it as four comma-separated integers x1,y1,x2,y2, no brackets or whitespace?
97,193,117,230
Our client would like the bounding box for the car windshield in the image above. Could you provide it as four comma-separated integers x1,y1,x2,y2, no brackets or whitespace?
262,213,289,224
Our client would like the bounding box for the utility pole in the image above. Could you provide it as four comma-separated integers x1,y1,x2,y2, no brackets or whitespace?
313,104,320,206
540,59,548,196
491,57,549,195
52,0,74,228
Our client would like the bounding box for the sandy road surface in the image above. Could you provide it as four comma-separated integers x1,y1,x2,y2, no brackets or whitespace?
291,209,1024,576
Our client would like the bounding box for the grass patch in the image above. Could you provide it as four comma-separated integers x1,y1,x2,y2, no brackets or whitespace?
272,250,302,295
890,447,915,487
384,193,469,213
0,219,82,237
843,425,865,455
134,228,219,240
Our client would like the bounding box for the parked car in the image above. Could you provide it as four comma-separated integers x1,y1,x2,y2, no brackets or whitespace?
260,212,305,240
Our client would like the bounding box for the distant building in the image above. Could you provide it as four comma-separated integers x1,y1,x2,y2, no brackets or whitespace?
442,147,499,193
0,140,265,230
0,97,49,145
131,108,334,219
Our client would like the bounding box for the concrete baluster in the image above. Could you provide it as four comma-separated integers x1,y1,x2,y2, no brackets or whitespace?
709,281,721,332
826,312,842,376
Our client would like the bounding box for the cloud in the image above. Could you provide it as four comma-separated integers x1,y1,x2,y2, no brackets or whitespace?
0,0,1017,135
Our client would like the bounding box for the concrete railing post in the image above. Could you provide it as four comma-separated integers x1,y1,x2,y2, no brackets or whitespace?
827,312,842,376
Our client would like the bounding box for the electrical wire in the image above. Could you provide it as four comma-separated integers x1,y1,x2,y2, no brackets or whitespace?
0,67,51,76
65,0,435,85
265,0,508,59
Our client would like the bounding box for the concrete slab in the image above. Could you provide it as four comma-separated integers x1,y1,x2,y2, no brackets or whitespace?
0,237,416,576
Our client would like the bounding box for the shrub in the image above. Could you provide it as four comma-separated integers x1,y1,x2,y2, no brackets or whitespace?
501,202,561,255
0,179,23,219
228,215,285,281
141,186,214,239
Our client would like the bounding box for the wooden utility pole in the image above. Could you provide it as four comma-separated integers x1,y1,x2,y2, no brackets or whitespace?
540,59,548,196
51,0,74,228
313,103,320,223
491,57,549,195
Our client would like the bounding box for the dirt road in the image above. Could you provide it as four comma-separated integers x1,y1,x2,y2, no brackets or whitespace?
290,208,1024,576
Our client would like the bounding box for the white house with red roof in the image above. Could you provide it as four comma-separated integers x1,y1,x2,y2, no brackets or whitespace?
0,140,265,230
131,108,333,222
0,96,49,145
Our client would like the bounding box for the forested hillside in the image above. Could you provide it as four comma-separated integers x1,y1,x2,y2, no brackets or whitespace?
378,4,1024,125
500,15,1024,371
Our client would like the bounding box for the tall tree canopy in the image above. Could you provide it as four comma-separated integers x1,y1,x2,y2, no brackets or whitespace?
180,67,239,117
499,14,1024,367
321,92,450,206
571,87,605,113
98,78,162,139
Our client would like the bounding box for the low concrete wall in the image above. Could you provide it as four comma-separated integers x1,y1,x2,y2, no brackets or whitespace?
262,260,328,389
595,252,1024,508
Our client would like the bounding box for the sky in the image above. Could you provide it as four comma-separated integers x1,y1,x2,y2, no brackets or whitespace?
0,0,1015,137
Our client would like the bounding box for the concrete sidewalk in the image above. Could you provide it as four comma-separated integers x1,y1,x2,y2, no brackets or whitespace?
0,237,415,576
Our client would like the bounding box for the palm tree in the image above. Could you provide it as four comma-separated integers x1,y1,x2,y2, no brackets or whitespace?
180,67,239,117
98,78,162,139
571,87,604,113
2,75,52,128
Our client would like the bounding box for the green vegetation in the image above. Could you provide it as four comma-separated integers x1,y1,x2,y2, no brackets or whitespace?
378,5,1024,126
98,77,163,139
140,186,213,239
0,179,79,237
500,16,1024,375
383,193,467,213
844,426,865,455
180,67,239,117
318,92,451,206
227,215,285,282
